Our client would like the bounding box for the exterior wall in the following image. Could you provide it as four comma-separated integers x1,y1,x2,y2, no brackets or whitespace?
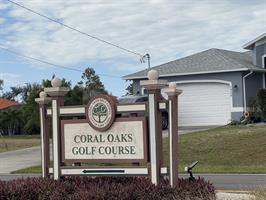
244,72,263,106
253,43,266,67
133,72,244,121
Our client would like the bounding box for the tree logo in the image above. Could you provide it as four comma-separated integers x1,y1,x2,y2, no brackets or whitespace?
87,95,115,131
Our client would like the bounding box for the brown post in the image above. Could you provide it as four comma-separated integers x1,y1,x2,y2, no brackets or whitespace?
35,91,51,178
44,78,69,180
164,82,182,187
140,70,167,185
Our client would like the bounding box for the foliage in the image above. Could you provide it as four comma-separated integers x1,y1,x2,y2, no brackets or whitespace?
125,81,133,95
0,107,23,136
253,187,266,200
0,79,3,91
257,89,266,120
78,67,107,101
0,177,215,200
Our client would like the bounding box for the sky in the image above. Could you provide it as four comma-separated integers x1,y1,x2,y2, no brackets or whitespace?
0,0,265,97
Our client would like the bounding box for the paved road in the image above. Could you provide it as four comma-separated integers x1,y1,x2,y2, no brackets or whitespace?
188,174,266,191
0,173,265,191
0,146,42,173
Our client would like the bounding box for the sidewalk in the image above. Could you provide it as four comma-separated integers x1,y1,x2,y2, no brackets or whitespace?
217,192,254,200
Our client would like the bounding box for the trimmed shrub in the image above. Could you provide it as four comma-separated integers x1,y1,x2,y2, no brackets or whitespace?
0,176,215,200
257,89,266,121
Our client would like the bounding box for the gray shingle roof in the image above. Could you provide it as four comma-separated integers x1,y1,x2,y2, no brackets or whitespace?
123,48,264,80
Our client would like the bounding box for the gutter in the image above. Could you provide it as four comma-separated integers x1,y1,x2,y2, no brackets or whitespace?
243,70,254,111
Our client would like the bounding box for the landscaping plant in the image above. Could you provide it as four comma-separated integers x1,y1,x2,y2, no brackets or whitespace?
0,176,215,200
257,89,266,121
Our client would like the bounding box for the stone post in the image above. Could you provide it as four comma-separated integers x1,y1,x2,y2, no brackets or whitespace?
140,70,167,185
44,78,69,180
35,91,51,178
164,82,182,187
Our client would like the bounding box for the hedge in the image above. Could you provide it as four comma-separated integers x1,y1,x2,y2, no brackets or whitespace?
0,176,215,200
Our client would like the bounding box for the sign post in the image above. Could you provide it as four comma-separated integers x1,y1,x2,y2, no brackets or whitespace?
140,70,167,185
44,78,69,180
164,82,182,187
35,91,51,178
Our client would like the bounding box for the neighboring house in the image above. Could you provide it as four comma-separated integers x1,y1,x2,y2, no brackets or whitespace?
123,33,266,127
0,98,17,110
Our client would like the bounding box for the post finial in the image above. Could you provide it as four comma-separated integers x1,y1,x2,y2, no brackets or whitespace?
39,91,47,98
51,77,62,87
169,82,177,90
148,70,159,80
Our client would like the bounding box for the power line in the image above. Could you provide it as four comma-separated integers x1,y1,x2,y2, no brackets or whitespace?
0,45,120,78
6,0,144,58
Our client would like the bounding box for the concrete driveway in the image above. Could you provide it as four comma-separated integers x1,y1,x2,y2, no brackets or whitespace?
0,146,42,174
163,126,217,137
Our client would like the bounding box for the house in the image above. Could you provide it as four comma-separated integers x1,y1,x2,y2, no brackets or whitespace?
0,98,17,110
123,33,266,127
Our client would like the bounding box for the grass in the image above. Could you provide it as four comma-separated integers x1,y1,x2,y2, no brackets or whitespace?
164,124,266,173
0,135,40,153
12,124,266,174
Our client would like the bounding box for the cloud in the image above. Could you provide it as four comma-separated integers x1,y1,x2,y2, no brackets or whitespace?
0,0,265,75
0,72,21,88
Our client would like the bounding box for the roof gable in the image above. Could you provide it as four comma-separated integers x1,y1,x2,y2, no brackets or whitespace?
242,33,266,50
0,98,17,110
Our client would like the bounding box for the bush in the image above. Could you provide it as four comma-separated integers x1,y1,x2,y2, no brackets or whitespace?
257,89,266,121
0,177,215,200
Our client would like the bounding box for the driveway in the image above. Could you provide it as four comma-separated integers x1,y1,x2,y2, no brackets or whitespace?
163,126,216,137
0,146,42,174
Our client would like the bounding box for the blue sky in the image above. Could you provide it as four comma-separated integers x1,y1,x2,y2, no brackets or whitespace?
0,0,265,97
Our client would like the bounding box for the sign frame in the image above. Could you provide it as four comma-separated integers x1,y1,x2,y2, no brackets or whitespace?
60,117,148,164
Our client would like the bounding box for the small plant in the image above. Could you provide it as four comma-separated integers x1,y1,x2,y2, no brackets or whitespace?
252,186,266,200
0,177,215,200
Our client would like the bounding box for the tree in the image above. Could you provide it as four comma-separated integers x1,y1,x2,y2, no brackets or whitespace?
0,107,23,136
0,79,3,91
78,67,107,101
125,81,133,95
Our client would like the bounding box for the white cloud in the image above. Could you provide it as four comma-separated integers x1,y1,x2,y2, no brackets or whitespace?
0,0,265,74
0,72,21,88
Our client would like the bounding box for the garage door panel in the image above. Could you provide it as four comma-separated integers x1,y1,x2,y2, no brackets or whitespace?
177,82,231,127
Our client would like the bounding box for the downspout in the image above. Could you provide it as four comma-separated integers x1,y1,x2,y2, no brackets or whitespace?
243,70,254,112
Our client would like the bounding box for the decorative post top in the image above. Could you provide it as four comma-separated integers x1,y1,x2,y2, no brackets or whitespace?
44,77,69,97
140,70,167,90
35,91,52,105
164,82,182,97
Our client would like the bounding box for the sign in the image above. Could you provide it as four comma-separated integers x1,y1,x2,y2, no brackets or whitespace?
61,118,147,163
86,95,116,131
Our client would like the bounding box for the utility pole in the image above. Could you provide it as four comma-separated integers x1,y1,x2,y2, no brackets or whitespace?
141,53,151,69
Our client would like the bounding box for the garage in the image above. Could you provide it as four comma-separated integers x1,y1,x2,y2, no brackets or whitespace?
176,81,232,127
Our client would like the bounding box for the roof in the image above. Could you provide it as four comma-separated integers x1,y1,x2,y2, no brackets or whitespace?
123,48,266,80
0,98,17,110
243,33,266,50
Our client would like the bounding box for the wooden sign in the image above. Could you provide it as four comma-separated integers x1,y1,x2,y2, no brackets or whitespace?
61,118,147,162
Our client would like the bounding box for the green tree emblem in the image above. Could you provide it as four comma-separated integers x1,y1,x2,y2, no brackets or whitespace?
92,103,108,123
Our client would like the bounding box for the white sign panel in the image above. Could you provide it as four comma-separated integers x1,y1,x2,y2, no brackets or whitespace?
62,118,146,162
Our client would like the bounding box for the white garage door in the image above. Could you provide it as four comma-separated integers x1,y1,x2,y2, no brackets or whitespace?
177,82,231,127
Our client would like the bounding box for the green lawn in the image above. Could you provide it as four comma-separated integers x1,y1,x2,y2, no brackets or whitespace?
12,124,266,174
166,124,266,173
0,135,40,153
